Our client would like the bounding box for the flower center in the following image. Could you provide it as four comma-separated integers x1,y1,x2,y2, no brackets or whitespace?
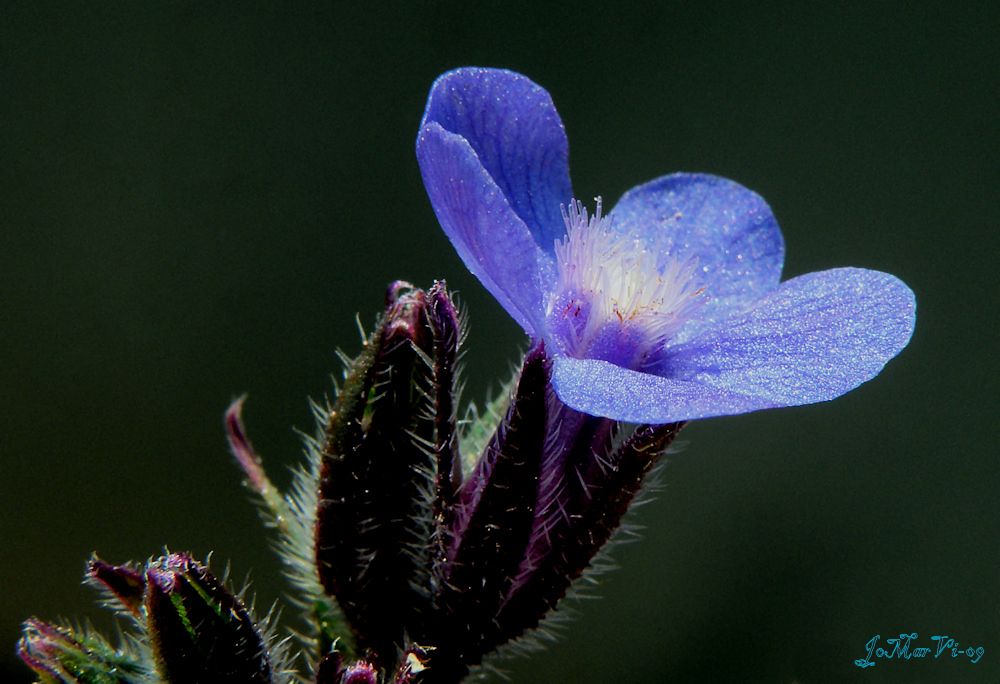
546,198,706,367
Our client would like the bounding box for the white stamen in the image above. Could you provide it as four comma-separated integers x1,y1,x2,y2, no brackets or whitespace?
550,198,706,358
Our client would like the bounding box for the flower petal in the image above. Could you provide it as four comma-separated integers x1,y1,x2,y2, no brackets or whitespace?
655,267,916,407
552,355,781,423
610,173,785,341
420,68,573,250
417,121,549,335
553,268,915,423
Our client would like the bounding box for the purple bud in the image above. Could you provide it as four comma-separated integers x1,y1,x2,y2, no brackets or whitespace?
316,283,444,662
144,553,273,684
17,619,75,680
17,617,143,682
342,662,379,684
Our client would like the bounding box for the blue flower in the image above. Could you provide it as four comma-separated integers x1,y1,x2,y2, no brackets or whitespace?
417,67,915,424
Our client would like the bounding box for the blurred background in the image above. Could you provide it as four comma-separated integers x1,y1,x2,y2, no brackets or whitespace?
2,3,997,683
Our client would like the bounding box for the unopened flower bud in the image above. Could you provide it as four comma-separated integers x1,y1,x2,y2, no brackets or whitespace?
17,618,143,683
316,281,457,663
144,553,272,684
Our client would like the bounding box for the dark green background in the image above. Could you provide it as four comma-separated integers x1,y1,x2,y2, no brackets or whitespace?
2,3,997,683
